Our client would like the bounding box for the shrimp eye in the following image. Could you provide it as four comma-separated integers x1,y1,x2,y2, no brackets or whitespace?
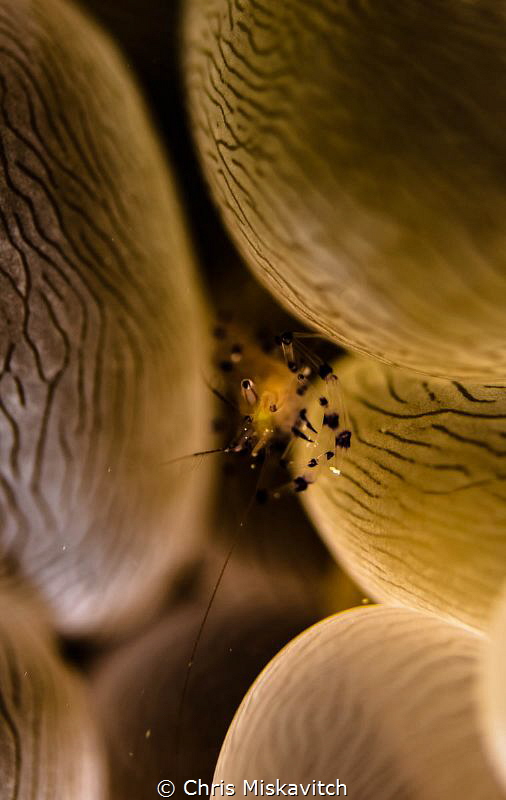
241,379,258,406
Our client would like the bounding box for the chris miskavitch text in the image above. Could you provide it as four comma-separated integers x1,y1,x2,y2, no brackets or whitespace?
183,780,348,796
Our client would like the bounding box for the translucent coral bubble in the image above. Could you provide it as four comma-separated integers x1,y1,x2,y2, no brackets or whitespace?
185,0,506,381
0,0,211,637
480,585,506,791
297,357,506,630
0,587,105,798
216,606,504,799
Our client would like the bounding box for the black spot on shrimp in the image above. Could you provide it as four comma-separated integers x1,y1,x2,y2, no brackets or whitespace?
323,412,340,430
336,430,352,449
318,363,333,379
291,426,314,443
299,409,318,434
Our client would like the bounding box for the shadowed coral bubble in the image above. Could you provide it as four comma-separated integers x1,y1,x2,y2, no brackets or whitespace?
215,606,505,799
0,587,106,798
480,584,506,791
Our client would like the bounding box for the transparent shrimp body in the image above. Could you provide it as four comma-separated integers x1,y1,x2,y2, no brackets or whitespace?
215,327,352,498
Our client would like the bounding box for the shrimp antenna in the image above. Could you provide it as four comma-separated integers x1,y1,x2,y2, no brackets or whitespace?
200,369,239,412
203,377,239,412
287,331,324,339
161,447,229,467
174,451,270,783
159,378,241,467
210,386,237,411
174,539,237,780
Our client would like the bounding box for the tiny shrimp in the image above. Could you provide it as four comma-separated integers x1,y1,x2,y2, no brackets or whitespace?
206,324,352,500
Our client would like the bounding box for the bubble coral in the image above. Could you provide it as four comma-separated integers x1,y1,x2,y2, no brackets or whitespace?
215,606,505,799
0,0,211,637
184,0,506,380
